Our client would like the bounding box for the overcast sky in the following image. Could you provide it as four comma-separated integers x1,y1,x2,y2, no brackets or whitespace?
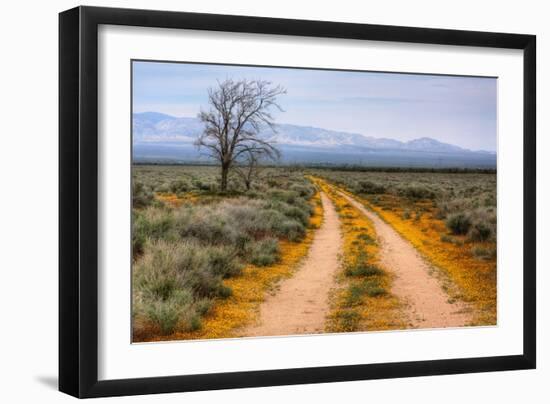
132,60,497,151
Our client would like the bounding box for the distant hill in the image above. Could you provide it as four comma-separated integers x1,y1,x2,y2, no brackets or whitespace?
132,112,496,168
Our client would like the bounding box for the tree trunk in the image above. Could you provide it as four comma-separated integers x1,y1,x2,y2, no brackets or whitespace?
220,164,229,192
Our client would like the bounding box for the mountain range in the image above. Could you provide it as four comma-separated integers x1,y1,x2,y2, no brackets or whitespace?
132,112,496,168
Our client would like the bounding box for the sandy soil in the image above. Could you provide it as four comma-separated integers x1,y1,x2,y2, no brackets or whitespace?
339,191,472,328
240,192,343,337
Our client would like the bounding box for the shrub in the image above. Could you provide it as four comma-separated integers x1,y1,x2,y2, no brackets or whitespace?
144,289,193,335
398,186,435,200
132,211,147,257
356,180,386,194
267,189,299,205
217,284,233,299
133,239,242,335
207,245,242,278
133,181,154,208
281,205,310,226
131,168,321,338
188,315,203,331
174,198,311,246
132,208,176,260
248,238,280,266
468,222,492,241
446,213,472,235
276,220,305,241
175,207,244,246
217,201,271,238
471,245,497,260
193,179,217,191
290,183,315,199
155,183,170,193
169,179,191,193
132,231,146,258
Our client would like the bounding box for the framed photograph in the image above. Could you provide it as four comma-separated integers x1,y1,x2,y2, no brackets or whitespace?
59,6,536,398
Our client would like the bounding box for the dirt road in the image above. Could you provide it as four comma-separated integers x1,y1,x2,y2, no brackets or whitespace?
338,190,472,328
240,183,471,337
241,192,343,337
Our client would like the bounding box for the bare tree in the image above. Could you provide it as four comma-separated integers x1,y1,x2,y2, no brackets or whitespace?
234,149,273,191
195,78,285,191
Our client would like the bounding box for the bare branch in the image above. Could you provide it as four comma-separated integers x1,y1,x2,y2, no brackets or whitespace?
195,78,286,191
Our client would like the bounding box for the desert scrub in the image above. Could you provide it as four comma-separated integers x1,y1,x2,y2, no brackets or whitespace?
311,170,496,325
132,240,235,336
398,185,436,200
311,168,496,238
146,188,324,341
132,181,155,208
247,237,280,266
311,178,406,333
446,213,472,235
325,179,496,326
132,167,320,341
471,245,497,261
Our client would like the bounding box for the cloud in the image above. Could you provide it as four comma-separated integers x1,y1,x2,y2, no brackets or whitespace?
132,61,497,151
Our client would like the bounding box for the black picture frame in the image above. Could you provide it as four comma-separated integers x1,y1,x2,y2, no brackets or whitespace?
59,5,536,398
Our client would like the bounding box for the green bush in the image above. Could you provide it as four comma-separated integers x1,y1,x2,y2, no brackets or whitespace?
281,205,310,226
207,245,242,278
133,240,240,334
175,207,243,246
131,166,321,337
248,238,280,266
290,183,315,199
446,213,472,235
398,186,435,200
276,220,306,241
169,179,191,193
267,189,300,205
217,284,233,299
144,289,193,335
471,245,497,260
193,179,217,191
356,180,386,194
133,181,154,208
468,222,492,241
